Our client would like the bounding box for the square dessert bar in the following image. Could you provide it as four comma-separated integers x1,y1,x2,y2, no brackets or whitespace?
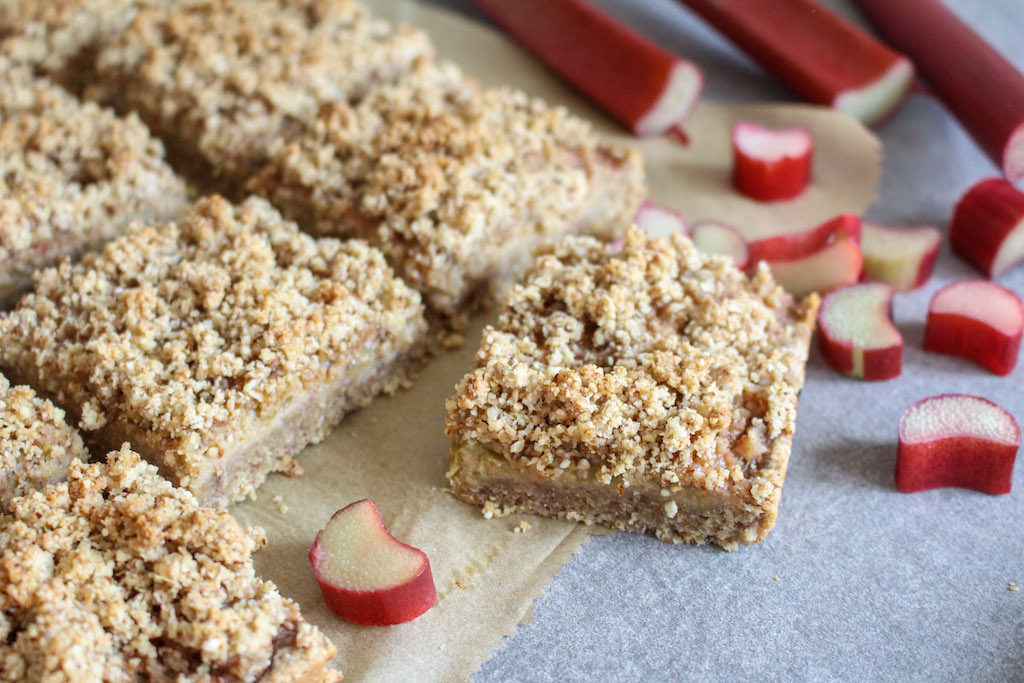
0,374,88,508
0,61,187,305
446,228,820,550
0,195,427,507
249,61,646,319
0,447,339,681
91,0,433,192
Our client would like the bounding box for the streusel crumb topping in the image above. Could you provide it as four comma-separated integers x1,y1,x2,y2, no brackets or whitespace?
0,195,424,470
446,227,818,494
0,375,88,506
93,0,432,181
251,60,638,313
0,60,186,292
0,446,336,680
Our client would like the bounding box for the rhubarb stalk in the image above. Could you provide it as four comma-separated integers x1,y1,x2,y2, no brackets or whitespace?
949,178,1024,278
731,121,813,201
854,0,1024,183
471,0,703,138
676,0,913,125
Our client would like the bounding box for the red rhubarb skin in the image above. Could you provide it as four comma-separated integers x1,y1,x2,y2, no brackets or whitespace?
896,437,1018,494
818,335,901,381
949,178,1024,277
678,0,908,117
471,0,699,135
732,143,811,202
924,312,1022,376
747,214,861,264
308,502,437,627
854,0,1024,182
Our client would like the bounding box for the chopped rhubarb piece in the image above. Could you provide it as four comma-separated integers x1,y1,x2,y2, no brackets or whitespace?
854,0,1024,183
471,0,703,137
309,499,436,626
690,221,749,268
747,214,861,264
634,201,688,236
676,0,913,124
860,221,942,291
924,280,1024,376
732,121,813,202
949,178,1024,278
817,283,901,380
764,235,862,299
897,394,1020,494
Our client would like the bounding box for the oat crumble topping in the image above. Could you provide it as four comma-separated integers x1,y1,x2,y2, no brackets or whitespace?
0,195,425,499
92,0,433,187
447,227,818,496
0,59,186,302
251,60,644,316
0,447,337,681
0,375,88,507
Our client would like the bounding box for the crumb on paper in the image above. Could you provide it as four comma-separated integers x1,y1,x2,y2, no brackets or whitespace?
513,521,532,534
773,576,781,582
273,495,289,514
1009,582,1019,592
439,330,465,351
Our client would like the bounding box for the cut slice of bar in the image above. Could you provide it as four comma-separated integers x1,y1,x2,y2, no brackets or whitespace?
0,374,88,508
90,0,433,193
249,60,646,319
0,195,426,507
0,446,339,681
446,227,819,550
0,61,187,305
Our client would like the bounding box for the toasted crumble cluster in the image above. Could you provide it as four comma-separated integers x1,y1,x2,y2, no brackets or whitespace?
0,447,338,681
447,227,819,496
0,59,187,304
0,195,425,494
0,375,88,507
250,60,645,317
91,0,433,188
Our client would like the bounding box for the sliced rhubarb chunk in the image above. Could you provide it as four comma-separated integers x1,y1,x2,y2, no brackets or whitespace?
634,201,688,236
817,283,901,380
924,280,1024,376
860,221,941,291
762,231,863,299
309,499,436,626
747,214,861,264
897,394,1020,494
691,221,749,268
949,178,1024,278
732,121,813,202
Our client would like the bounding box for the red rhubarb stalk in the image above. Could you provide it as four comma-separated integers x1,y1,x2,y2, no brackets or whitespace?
747,213,861,264
949,178,1024,278
676,0,913,124
924,280,1024,376
471,0,703,138
732,121,813,202
854,0,1024,183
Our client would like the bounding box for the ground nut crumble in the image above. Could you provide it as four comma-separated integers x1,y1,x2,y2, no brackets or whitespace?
0,58,187,304
0,447,338,681
0,374,88,508
0,195,426,506
250,60,645,318
447,227,819,549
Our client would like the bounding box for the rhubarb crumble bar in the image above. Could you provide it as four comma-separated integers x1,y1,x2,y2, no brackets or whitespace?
91,0,432,192
249,60,645,318
0,195,426,506
0,61,187,305
446,227,820,550
0,446,339,681
0,375,88,508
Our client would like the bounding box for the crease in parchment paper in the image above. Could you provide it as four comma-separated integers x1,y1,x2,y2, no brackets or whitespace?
231,2,881,680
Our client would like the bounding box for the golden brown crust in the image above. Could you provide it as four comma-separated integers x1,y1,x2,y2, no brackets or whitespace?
446,227,819,548
0,61,187,304
91,0,433,190
0,447,338,681
0,195,426,504
0,375,88,508
250,60,646,318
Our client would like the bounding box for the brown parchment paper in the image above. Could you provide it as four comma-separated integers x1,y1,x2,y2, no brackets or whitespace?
230,3,882,680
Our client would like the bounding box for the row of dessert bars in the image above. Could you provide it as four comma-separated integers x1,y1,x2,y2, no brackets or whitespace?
1,0,646,319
